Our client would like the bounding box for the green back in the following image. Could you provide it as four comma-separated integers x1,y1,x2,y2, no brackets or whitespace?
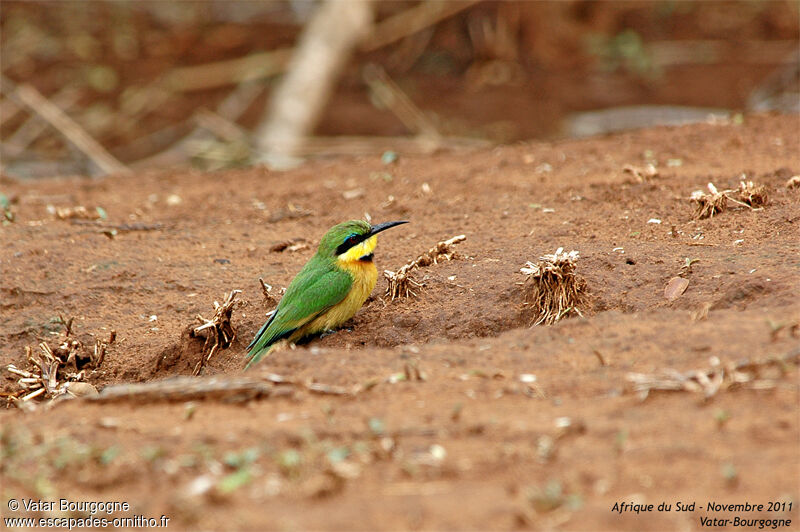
245,220,375,368
245,254,352,367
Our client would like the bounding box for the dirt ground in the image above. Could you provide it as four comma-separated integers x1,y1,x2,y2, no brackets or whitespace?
1,113,799,530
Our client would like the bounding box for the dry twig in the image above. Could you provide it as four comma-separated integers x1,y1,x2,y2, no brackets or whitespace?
4,86,82,158
361,0,481,51
191,290,242,376
627,348,800,400
384,234,466,300
362,63,440,141
520,248,586,326
163,49,293,92
0,76,129,176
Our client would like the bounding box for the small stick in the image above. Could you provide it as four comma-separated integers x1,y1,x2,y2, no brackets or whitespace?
194,108,250,143
21,387,46,402
162,49,293,92
70,220,164,232
362,64,440,139
258,278,277,305
0,76,129,176
362,0,482,51
4,86,82,158
130,81,264,170
7,365,36,378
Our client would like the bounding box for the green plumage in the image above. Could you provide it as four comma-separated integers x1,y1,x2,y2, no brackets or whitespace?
245,256,353,369
245,221,364,368
245,220,407,369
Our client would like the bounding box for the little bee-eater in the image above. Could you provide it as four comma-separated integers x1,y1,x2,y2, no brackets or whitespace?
245,219,408,368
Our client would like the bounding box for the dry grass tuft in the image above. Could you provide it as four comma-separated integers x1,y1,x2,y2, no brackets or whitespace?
191,289,241,375
384,234,466,300
736,180,768,207
691,179,769,219
690,182,728,219
4,316,112,408
520,248,586,326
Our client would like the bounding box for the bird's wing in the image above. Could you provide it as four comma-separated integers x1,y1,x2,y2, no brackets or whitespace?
245,266,352,367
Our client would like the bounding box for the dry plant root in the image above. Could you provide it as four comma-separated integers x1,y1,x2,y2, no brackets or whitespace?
191,289,241,375
691,183,728,219
384,234,466,300
627,348,800,400
4,316,113,408
520,248,586,326
736,180,768,207
690,180,768,219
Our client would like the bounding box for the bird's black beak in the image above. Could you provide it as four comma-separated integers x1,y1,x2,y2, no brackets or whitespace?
369,220,408,236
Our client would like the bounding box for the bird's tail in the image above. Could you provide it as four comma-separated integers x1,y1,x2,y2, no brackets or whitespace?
244,339,291,369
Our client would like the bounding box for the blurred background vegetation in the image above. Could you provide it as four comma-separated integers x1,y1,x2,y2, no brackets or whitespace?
1,0,798,177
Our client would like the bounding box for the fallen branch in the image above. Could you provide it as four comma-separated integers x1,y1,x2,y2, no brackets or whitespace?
90,376,281,403
70,220,165,232
87,372,363,404
384,234,466,300
626,348,800,400
0,76,129,176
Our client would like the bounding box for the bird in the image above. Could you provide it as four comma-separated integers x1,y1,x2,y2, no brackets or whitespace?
245,219,408,368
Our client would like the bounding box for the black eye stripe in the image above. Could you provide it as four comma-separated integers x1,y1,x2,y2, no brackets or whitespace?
335,233,367,255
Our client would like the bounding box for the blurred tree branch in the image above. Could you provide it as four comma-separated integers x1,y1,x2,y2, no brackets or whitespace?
254,0,373,169
0,76,130,176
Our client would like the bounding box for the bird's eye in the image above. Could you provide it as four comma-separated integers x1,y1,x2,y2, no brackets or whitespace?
344,233,359,246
